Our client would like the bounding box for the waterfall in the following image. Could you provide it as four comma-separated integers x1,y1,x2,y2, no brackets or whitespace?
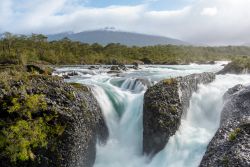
54,64,250,167
92,74,250,167
91,77,147,167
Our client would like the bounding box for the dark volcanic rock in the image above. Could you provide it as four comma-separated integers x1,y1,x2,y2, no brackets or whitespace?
108,65,128,73
143,72,215,156
132,62,139,70
118,64,128,71
88,65,99,70
0,73,108,167
110,65,120,71
200,85,250,167
217,61,250,74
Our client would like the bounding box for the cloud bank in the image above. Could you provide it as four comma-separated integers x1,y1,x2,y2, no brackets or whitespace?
0,0,250,45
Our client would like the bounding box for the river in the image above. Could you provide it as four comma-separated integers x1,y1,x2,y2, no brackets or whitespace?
54,63,250,167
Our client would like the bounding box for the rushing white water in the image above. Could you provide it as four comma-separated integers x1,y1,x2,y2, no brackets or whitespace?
54,62,250,167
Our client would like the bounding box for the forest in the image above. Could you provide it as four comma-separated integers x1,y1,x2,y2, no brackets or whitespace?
1,32,250,65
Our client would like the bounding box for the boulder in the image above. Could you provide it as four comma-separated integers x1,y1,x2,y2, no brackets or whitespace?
200,84,250,167
68,71,78,76
88,66,99,70
217,61,250,74
0,72,108,167
131,61,144,70
110,65,120,71
108,65,126,73
143,72,216,156
118,64,128,71
132,62,139,70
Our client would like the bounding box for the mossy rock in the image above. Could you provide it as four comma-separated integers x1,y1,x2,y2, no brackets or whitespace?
0,71,108,167
143,72,215,156
25,64,54,75
70,83,90,92
218,58,250,74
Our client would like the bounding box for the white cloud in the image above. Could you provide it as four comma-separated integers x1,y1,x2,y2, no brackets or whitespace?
201,7,218,16
1,0,250,45
146,6,190,18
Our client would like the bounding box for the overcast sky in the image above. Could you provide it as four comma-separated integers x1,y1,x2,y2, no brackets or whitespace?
0,0,250,45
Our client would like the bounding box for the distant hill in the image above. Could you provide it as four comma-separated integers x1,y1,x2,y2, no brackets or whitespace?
47,30,188,46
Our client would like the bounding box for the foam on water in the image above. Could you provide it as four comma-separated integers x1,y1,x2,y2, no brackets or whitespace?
54,63,250,167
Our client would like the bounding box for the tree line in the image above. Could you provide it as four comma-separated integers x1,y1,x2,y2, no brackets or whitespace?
1,32,250,65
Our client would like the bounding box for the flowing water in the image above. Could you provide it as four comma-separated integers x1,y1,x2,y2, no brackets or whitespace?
54,63,250,167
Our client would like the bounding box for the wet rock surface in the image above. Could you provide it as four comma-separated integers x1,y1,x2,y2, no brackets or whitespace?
143,72,216,156
0,74,108,167
108,65,123,73
200,84,250,167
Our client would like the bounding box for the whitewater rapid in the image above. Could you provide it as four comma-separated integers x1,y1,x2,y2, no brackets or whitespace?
54,63,250,167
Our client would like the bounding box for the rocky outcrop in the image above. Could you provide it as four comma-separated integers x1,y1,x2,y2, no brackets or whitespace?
0,72,108,167
217,61,250,74
200,84,250,167
132,62,140,70
143,72,215,156
108,65,127,73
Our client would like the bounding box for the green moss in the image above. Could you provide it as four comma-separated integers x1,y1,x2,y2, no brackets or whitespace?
70,83,89,92
8,94,47,119
2,119,48,162
163,78,177,85
66,91,76,101
158,119,175,128
169,105,178,114
221,156,229,166
0,90,65,163
0,71,30,91
26,64,53,75
228,128,241,141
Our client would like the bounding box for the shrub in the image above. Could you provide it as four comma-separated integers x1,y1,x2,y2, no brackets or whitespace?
0,80,65,163
228,128,241,141
2,119,48,162
163,78,177,85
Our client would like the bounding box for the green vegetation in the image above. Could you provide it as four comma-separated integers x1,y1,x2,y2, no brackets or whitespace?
222,156,229,166
2,119,48,162
163,78,177,85
218,57,250,74
1,32,250,65
227,57,250,70
70,83,89,91
228,128,241,141
0,72,64,163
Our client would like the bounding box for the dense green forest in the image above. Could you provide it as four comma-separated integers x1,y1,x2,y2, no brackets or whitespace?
1,32,250,65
